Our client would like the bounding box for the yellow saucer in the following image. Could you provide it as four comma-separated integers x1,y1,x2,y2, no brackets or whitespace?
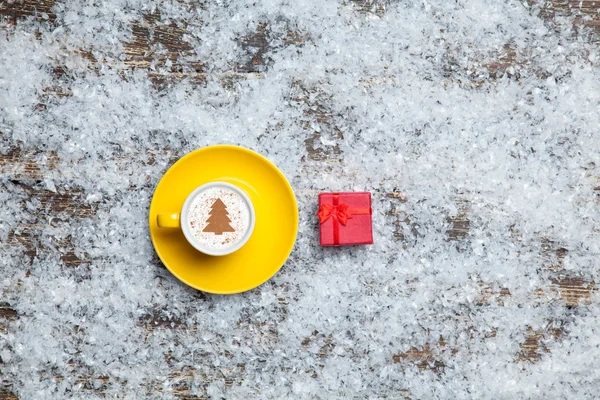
148,145,298,294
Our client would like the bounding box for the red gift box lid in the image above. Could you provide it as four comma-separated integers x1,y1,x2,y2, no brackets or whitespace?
318,192,373,246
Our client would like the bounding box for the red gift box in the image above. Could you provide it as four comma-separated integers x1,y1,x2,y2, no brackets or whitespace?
317,192,373,246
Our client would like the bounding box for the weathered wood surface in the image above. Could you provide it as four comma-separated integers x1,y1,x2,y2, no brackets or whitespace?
1,0,599,398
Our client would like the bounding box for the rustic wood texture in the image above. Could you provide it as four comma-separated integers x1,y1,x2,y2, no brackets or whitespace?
446,201,470,242
345,0,387,15
0,304,18,334
392,337,457,373
0,306,18,400
291,82,345,163
123,12,206,90
0,0,56,24
0,148,58,180
1,0,599,398
517,321,565,362
529,0,600,34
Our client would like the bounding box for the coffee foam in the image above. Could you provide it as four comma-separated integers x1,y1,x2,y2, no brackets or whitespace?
187,186,251,250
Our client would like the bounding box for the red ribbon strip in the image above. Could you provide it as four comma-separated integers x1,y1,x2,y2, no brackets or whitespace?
316,194,370,245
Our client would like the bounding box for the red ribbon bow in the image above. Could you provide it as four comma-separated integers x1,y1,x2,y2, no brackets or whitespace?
317,194,371,245
317,203,353,225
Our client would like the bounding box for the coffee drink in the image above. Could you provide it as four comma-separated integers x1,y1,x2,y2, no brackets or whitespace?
186,185,252,251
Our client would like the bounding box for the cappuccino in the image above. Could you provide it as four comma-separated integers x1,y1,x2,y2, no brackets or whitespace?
186,186,251,251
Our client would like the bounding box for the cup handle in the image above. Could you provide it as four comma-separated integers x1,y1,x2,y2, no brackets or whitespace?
157,213,181,228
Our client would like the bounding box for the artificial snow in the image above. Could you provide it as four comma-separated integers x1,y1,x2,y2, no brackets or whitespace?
1,0,600,398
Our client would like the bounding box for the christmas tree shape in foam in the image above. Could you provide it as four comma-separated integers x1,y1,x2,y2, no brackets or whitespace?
203,198,235,235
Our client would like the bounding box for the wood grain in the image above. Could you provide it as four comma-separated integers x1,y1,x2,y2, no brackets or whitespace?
384,191,411,244
518,328,547,362
476,284,511,306
517,321,564,362
551,276,596,307
0,390,17,400
0,305,18,400
123,12,205,90
2,158,597,399
393,338,457,372
301,330,336,359
139,306,185,330
530,0,600,34
0,305,18,320
345,0,387,15
0,148,58,181
289,82,345,162
0,0,56,24
2,177,97,268
0,304,18,333
123,13,200,70
446,202,470,241
8,181,95,218
236,23,309,73
2,146,596,307
236,22,271,73
1,0,599,397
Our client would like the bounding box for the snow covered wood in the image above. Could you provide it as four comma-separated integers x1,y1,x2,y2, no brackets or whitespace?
1,0,600,398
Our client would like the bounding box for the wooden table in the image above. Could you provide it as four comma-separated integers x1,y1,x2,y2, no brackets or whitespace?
1,1,599,398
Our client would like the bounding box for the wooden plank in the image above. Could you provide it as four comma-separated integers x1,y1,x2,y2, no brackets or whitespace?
139,306,186,330
539,238,597,306
0,8,308,100
476,277,595,309
1,1,598,396
393,337,457,372
0,303,18,328
540,237,569,271
301,330,336,359
517,321,564,362
145,364,246,399
0,148,58,181
447,201,470,241
0,305,17,320
0,389,18,400
9,184,95,218
288,82,345,162
0,303,18,400
7,225,91,267
529,0,600,35
518,328,547,362
0,0,56,24
384,191,410,244
122,12,204,79
476,284,511,306
551,276,596,307
0,304,18,334
0,148,178,181
0,163,99,265
345,0,387,15
481,44,519,80
235,23,309,73
235,22,271,73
